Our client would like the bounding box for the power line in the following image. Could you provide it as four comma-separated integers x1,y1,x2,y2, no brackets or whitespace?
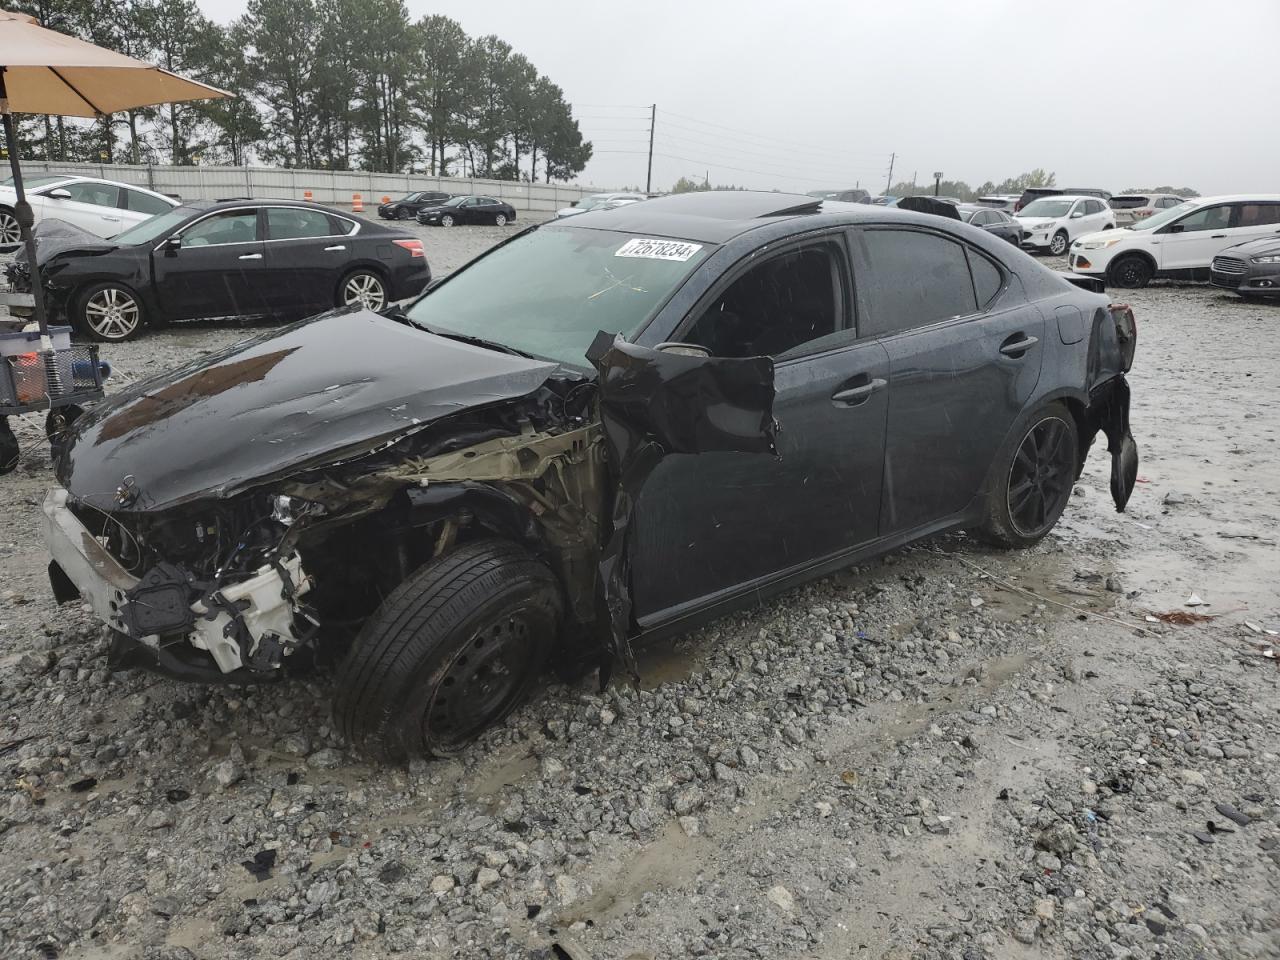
658,108,891,163
653,131,887,180
651,151,878,185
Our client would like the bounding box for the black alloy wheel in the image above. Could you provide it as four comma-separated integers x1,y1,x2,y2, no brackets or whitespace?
1108,255,1154,289
397,207,412,220
978,402,1079,548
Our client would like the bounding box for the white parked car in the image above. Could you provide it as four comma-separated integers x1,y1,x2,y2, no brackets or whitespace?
0,175,179,244
1070,195,1280,288
1108,193,1184,226
555,192,647,218
1015,195,1116,256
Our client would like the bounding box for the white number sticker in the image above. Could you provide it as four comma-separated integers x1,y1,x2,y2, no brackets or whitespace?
615,238,703,262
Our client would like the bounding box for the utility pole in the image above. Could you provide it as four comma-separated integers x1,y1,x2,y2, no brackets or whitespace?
884,152,895,194
933,171,943,197
646,104,655,193
910,171,917,196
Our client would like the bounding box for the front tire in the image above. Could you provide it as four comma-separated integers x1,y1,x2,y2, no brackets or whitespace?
440,214,455,227
494,213,507,226
77,282,144,342
1049,231,1069,256
337,269,387,311
1108,254,1154,289
396,208,412,220
0,207,20,245
333,539,562,761
978,403,1079,549
0,418,18,475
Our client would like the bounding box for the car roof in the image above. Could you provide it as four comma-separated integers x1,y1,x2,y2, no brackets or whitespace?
1022,194,1096,203
551,190,961,244
1175,194,1280,204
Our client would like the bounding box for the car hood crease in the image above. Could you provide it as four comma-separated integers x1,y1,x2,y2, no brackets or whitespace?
58,309,558,512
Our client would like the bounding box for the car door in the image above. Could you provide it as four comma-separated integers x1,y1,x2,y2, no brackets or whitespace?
152,208,268,320
262,206,353,312
849,226,1044,535
35,180,124,237
629,234,891,624
1156,203,1237,271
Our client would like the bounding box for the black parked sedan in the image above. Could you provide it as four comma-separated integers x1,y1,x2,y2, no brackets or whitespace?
417,195,517,227
1211,237,1280,301
7,199,431,342
42,191,1137,760
958,204,1022,245
377,191,452,220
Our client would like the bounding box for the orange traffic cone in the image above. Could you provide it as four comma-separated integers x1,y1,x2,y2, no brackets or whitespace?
352,193,364,212
381,195,390,204
303,189,313,202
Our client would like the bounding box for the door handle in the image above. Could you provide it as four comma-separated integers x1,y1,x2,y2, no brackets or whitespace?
101,215,121,222
324,245,346,251
1211,234,1226,239
831,378,886,405
999,335,1039,357
238,253,263,260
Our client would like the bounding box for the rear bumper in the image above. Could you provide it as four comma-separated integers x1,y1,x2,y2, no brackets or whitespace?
43,487,313,678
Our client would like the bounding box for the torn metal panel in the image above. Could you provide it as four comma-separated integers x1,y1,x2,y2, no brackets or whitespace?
57,309,558,513
586,332,777,676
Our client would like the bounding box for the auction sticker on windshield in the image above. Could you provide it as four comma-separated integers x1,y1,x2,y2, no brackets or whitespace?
615,238,703,261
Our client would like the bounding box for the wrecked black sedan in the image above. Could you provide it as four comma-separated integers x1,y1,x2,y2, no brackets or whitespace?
42,191,1138,761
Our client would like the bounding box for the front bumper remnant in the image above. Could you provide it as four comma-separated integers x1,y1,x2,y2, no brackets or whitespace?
42,488,313,675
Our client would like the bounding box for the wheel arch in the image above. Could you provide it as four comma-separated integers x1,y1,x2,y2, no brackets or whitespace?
1107,248,1158,275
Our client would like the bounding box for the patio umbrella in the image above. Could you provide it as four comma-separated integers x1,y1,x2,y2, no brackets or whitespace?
0,8,230,351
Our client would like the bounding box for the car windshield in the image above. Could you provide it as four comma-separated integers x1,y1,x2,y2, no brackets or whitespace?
958,209,978,222
1127,200,1198,231
576,195,617,211
443,196,467,207
111,207,200,245
398,194,421,202
1019,199,1074,218
405,226,712,368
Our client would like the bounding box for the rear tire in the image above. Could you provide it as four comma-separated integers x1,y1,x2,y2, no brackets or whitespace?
978,402,1079,549
337,268,387,311
1108,254,1154,289
333,539,562,762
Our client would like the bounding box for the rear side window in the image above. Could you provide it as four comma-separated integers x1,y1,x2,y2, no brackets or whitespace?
858,229,977,336
267,207,336,239
967,250,1003,307
1236,203,1280,227
125,189,173,216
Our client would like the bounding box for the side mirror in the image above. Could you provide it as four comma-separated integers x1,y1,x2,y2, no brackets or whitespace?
1070,211,1084,219
163,235,182,254
47,188,72,200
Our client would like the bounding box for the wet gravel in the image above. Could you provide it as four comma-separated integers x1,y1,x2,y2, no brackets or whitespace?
1,240,1278,960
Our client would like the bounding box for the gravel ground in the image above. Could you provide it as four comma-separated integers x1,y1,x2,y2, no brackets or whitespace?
2,233,1279,960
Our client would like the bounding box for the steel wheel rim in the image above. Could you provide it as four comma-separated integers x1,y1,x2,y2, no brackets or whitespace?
343,273,385,310
1115,259,1147,288
1050,233,1067,255
440,215,454,227
1007,416,1074,538
85,287,140,340
425,610,538,750
0,211,19,244
495,214,506,226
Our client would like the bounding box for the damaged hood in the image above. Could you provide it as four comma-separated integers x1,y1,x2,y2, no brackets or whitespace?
58,309,558,512
15,219,117,265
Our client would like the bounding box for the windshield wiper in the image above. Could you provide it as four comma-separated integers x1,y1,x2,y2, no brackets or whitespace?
383,309,537,359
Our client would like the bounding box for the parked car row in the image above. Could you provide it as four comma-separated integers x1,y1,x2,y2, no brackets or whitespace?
378,191,519,227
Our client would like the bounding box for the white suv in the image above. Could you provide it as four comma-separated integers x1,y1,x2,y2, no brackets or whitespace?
1069,195,1280,288
1015,195,1116,256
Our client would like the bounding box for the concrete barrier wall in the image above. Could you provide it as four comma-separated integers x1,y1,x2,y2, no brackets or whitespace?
14,162,606,213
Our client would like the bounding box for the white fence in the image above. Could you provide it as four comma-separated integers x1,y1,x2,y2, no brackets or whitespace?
15,162,605,214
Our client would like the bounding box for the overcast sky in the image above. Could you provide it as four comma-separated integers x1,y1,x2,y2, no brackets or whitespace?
196,0,1279,196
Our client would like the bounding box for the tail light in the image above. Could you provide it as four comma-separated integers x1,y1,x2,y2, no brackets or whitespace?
1108,302,1137,371
393,239,424,258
